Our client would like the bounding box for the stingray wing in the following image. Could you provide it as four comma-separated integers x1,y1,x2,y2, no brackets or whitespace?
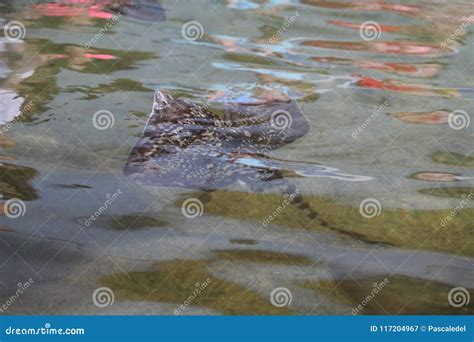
222,99,310,146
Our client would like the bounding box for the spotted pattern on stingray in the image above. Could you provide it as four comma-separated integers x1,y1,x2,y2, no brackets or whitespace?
124,90,311,191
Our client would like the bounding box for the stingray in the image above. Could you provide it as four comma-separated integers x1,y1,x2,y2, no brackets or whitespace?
124,90,371,233
124,90,370,188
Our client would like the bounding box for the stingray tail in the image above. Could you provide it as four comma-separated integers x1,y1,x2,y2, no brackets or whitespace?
282,182,372,241
282,183,330,227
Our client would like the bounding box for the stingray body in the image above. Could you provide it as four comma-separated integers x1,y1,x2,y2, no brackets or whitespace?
124,90,315,191
125,91,370,191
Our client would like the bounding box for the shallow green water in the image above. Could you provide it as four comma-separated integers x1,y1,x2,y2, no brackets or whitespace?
0,0,473,315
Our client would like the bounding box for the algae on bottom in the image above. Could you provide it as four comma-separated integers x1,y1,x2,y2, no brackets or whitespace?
101,259,293,315
185,190,474,256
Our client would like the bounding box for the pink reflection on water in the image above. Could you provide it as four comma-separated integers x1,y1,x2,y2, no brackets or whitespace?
88,5,114,19
328,20,401,32
84,53,117,60
33,3,114,19
410,172,462,182
356,77,460,97
302,40,453,57
302,1,420,14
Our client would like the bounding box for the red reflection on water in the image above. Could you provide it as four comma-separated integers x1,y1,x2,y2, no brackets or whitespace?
302,1,420,14
302,40,451,56
356,77,460,97
357,61,413,73
311,56,441,77
328,20,400,32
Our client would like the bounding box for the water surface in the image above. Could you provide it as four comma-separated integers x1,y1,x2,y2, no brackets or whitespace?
0,0,473,315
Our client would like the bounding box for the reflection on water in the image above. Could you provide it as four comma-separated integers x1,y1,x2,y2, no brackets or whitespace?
390,110,451,125
0,162,38,200
409,172,465,182
0,0,473,315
